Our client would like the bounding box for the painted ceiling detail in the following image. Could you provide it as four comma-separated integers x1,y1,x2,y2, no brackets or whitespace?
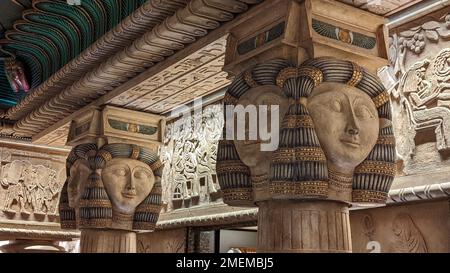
109,36,229,114
5,0,187,121
0,0,424,143
8,0,261,138
0,0,148,110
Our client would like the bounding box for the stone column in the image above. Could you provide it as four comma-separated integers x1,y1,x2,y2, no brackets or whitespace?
217,0,395,253
257,201,351,253
58,106,166,253
80,229,136,253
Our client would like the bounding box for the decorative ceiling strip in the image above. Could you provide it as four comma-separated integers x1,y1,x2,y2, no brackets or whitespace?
12,0,261,136
109,38,230,113
4,0,187,120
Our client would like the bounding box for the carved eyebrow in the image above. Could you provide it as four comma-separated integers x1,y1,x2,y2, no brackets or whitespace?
352,96,374,109
105,163,129,170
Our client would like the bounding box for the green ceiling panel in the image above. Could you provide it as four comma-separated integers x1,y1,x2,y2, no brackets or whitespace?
0,0,147,110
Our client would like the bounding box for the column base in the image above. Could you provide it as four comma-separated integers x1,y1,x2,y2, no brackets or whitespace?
257,200,352,253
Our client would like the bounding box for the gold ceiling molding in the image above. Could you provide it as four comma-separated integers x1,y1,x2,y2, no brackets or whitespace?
5,0,187,121
11,0,259,137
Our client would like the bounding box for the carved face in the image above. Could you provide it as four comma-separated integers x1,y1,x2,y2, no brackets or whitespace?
233,85,289,168
67,159,91,208
102,158,155,214
308,83,379,172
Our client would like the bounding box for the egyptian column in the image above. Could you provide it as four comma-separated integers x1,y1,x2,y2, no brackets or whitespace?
216,0,396,253
58,106,165,253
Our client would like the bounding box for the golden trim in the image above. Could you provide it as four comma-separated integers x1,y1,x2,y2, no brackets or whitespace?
244,70,258,88
222,188,253,201
355,161,396,176
131,145,140,159
373,91,390,108
376,135,395,145
276,67,323,88
136,204,162,214
328,168,353,190
269,181,328,196
347,62,363,86
272,147,326,162
352,190,387,203
282,115,314,128
216,161,250,174
97,150,112,162
223,93,239,105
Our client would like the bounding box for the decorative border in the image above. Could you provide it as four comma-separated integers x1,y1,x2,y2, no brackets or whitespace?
312,19,376,50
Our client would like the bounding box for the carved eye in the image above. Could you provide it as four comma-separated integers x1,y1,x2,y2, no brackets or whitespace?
355,105,375,119
330,100,342,112
134,169,151,180
114,168,127,177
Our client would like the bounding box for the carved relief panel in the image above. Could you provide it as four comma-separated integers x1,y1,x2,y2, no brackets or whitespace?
0,145,67,222
351,200,449,253
137,228,186,253
160,104,223,212
379,11,450,175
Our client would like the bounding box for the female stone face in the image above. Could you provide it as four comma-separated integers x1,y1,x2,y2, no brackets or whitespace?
307,82,379,172
102,158,155,214
67,159,91,208
233,85,289,168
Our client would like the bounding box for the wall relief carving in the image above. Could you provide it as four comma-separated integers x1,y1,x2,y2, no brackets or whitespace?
160,104,223,212
385,48,450,169
377,12,450,174
0,160,62,215
0,145,66,219
350,201,447,253
391,213,428,253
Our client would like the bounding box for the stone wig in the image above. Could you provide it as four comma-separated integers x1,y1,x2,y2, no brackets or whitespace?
94,143,163,231
216,59,291,207
60,143,163,231
270,57,395,204
59,143,97,229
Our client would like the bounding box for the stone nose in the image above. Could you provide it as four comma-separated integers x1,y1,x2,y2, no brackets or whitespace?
347,128,359,135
